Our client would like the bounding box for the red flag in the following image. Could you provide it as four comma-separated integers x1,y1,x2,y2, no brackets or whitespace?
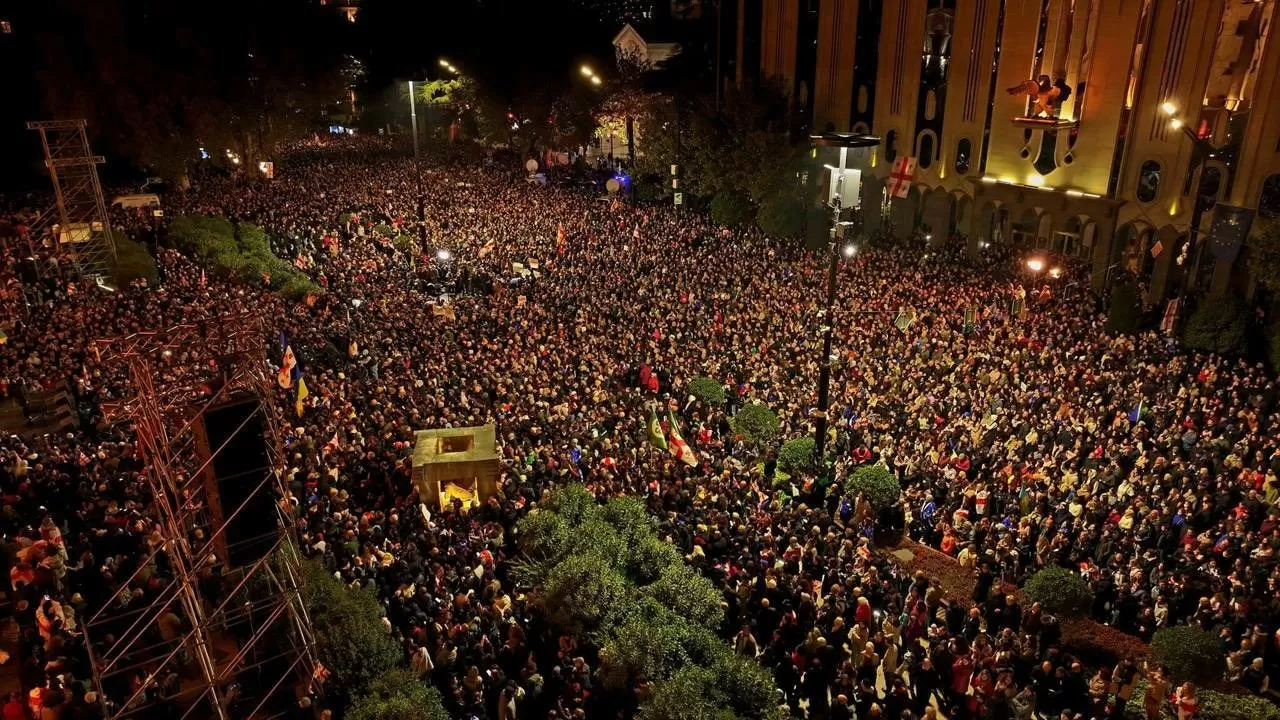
666,409,698,467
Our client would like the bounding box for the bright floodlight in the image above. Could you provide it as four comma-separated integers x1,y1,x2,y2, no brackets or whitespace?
1049,267,1063,278
439,59,449,67
436,249,451,261
1026,258,1045,272
841,244,856,258
580,65,594,77
590,75,602,86
1161,101,1177,117
447,65,457,73
1169,118,1184,130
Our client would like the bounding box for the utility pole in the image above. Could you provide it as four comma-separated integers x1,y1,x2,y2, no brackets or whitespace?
810,132,879,468
407,80,427,245
673,99,682,214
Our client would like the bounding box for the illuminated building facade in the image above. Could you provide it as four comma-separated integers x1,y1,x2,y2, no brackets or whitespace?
744,0,1280,297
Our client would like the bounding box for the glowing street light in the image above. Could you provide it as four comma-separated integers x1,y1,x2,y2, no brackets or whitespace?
439,59,450,68
1048,267,1063,279
1160,101,1177,117
1169,118,1183,130
841,244,856,258
590,75,602,86
1026,258,1045,273
580,65,594,77
436,249,452,262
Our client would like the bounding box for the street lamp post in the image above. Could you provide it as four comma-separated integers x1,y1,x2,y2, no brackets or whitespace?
809,132,879,468
407,80,426,245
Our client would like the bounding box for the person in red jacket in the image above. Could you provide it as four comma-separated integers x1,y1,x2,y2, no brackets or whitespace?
2,692,28,720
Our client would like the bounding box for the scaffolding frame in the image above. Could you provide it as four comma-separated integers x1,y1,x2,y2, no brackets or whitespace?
27,119,117,280
89,312,317,720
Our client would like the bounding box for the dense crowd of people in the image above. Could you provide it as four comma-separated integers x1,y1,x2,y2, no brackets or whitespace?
2,137,1279,720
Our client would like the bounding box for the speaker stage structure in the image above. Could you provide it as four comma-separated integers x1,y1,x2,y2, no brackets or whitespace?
91,312,317,720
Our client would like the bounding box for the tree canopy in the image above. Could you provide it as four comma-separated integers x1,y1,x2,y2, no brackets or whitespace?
31,0,353,185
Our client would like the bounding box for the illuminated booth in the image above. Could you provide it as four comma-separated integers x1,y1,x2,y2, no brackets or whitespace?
412,424,501,511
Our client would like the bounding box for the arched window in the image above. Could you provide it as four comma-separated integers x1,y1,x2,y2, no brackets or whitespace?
917,133,935,169
955,138,972,175
885,130,899,163
1260,174,1280,219
1135,160,1161,204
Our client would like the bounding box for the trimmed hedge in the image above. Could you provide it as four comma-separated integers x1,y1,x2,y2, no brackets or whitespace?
844,464,901,511
1127,679,1279,720
777,437,816,476
1183,296,1248,356
109,232,159,286
1022,566,1093,619
687,376,727,407
166,215,323,301
1149,625,1224,684
731,403,780,446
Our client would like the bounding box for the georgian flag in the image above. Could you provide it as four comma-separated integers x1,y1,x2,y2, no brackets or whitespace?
666,409,698,467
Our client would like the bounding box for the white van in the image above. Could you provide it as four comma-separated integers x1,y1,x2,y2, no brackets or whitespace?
112,194,162,210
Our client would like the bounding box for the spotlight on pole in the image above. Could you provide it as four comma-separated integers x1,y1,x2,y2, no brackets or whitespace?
841,244,856,258
580,65,594,77
1026,258,1045,273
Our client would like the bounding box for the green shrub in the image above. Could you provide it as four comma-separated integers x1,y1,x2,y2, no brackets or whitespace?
517,483,781,716
109,233,158,286
777,437,816,476
642,656,786,720
599,607,694,690
1106,281,1140,334
373,222,396,238
1022,566,1093,619
1126,679,1280,720
755,192,806,238
393,235,418,253
235,222,271,256
347,667,448,720
540,483,598,527
731,403,780,446
1194,686,1280,720
1183,296,1248,356
299,560,401,701
710,190,755,228
540,552,629,635
1149,625,1224,684
843,464,901,511
515,508,573,561
279,277,321,302
687,376,727,406
626,534,682,584
640,564,724,630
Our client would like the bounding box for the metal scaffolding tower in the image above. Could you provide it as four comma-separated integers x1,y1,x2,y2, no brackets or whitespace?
89,312,318,720
27,119,117,280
